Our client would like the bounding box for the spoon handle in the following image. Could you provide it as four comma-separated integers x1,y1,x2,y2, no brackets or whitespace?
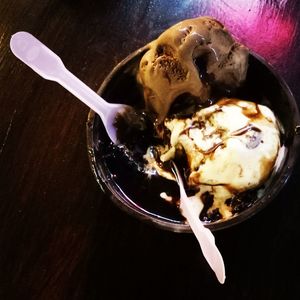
180,191,226,284
171,162,226,284
10,31,110,119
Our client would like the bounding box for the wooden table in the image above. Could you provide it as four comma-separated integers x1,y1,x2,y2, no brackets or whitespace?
1,0,300,299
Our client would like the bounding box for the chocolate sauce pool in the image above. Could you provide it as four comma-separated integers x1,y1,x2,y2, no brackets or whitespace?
91,53,288,225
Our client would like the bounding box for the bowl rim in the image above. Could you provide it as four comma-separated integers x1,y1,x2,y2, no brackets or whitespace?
86,45,300,232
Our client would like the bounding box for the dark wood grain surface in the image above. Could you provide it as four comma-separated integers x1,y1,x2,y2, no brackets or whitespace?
1,0,300,299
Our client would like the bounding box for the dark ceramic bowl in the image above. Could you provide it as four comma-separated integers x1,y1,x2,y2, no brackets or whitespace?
86,45,300,232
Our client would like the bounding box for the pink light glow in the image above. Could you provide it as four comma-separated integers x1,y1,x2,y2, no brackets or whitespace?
208,0,297,65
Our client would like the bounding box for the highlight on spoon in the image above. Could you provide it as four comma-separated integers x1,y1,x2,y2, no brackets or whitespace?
10,31,65,81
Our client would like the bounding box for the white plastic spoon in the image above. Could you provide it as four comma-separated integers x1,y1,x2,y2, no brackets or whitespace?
10,32,226,283
10,31,130,143
171,161,226,284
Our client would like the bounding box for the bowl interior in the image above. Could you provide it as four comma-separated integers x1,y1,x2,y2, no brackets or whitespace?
87,47,300,232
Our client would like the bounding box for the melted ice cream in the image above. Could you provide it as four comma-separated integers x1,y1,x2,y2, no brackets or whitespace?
145,99,280,219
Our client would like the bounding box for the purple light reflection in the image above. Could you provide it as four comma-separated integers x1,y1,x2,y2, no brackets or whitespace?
206,0,297,66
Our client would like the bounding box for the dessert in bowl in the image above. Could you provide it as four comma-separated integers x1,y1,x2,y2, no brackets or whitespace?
86,17,300,232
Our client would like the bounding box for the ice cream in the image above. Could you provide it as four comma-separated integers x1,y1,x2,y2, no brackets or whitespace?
137,16,248,123
144,99,281,220
114,16,281,223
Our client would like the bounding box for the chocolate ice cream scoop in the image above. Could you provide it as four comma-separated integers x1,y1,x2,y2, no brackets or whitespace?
137,16,249,122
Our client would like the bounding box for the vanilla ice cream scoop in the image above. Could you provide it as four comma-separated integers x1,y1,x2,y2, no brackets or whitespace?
145,99,281,220
137,17,249,123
